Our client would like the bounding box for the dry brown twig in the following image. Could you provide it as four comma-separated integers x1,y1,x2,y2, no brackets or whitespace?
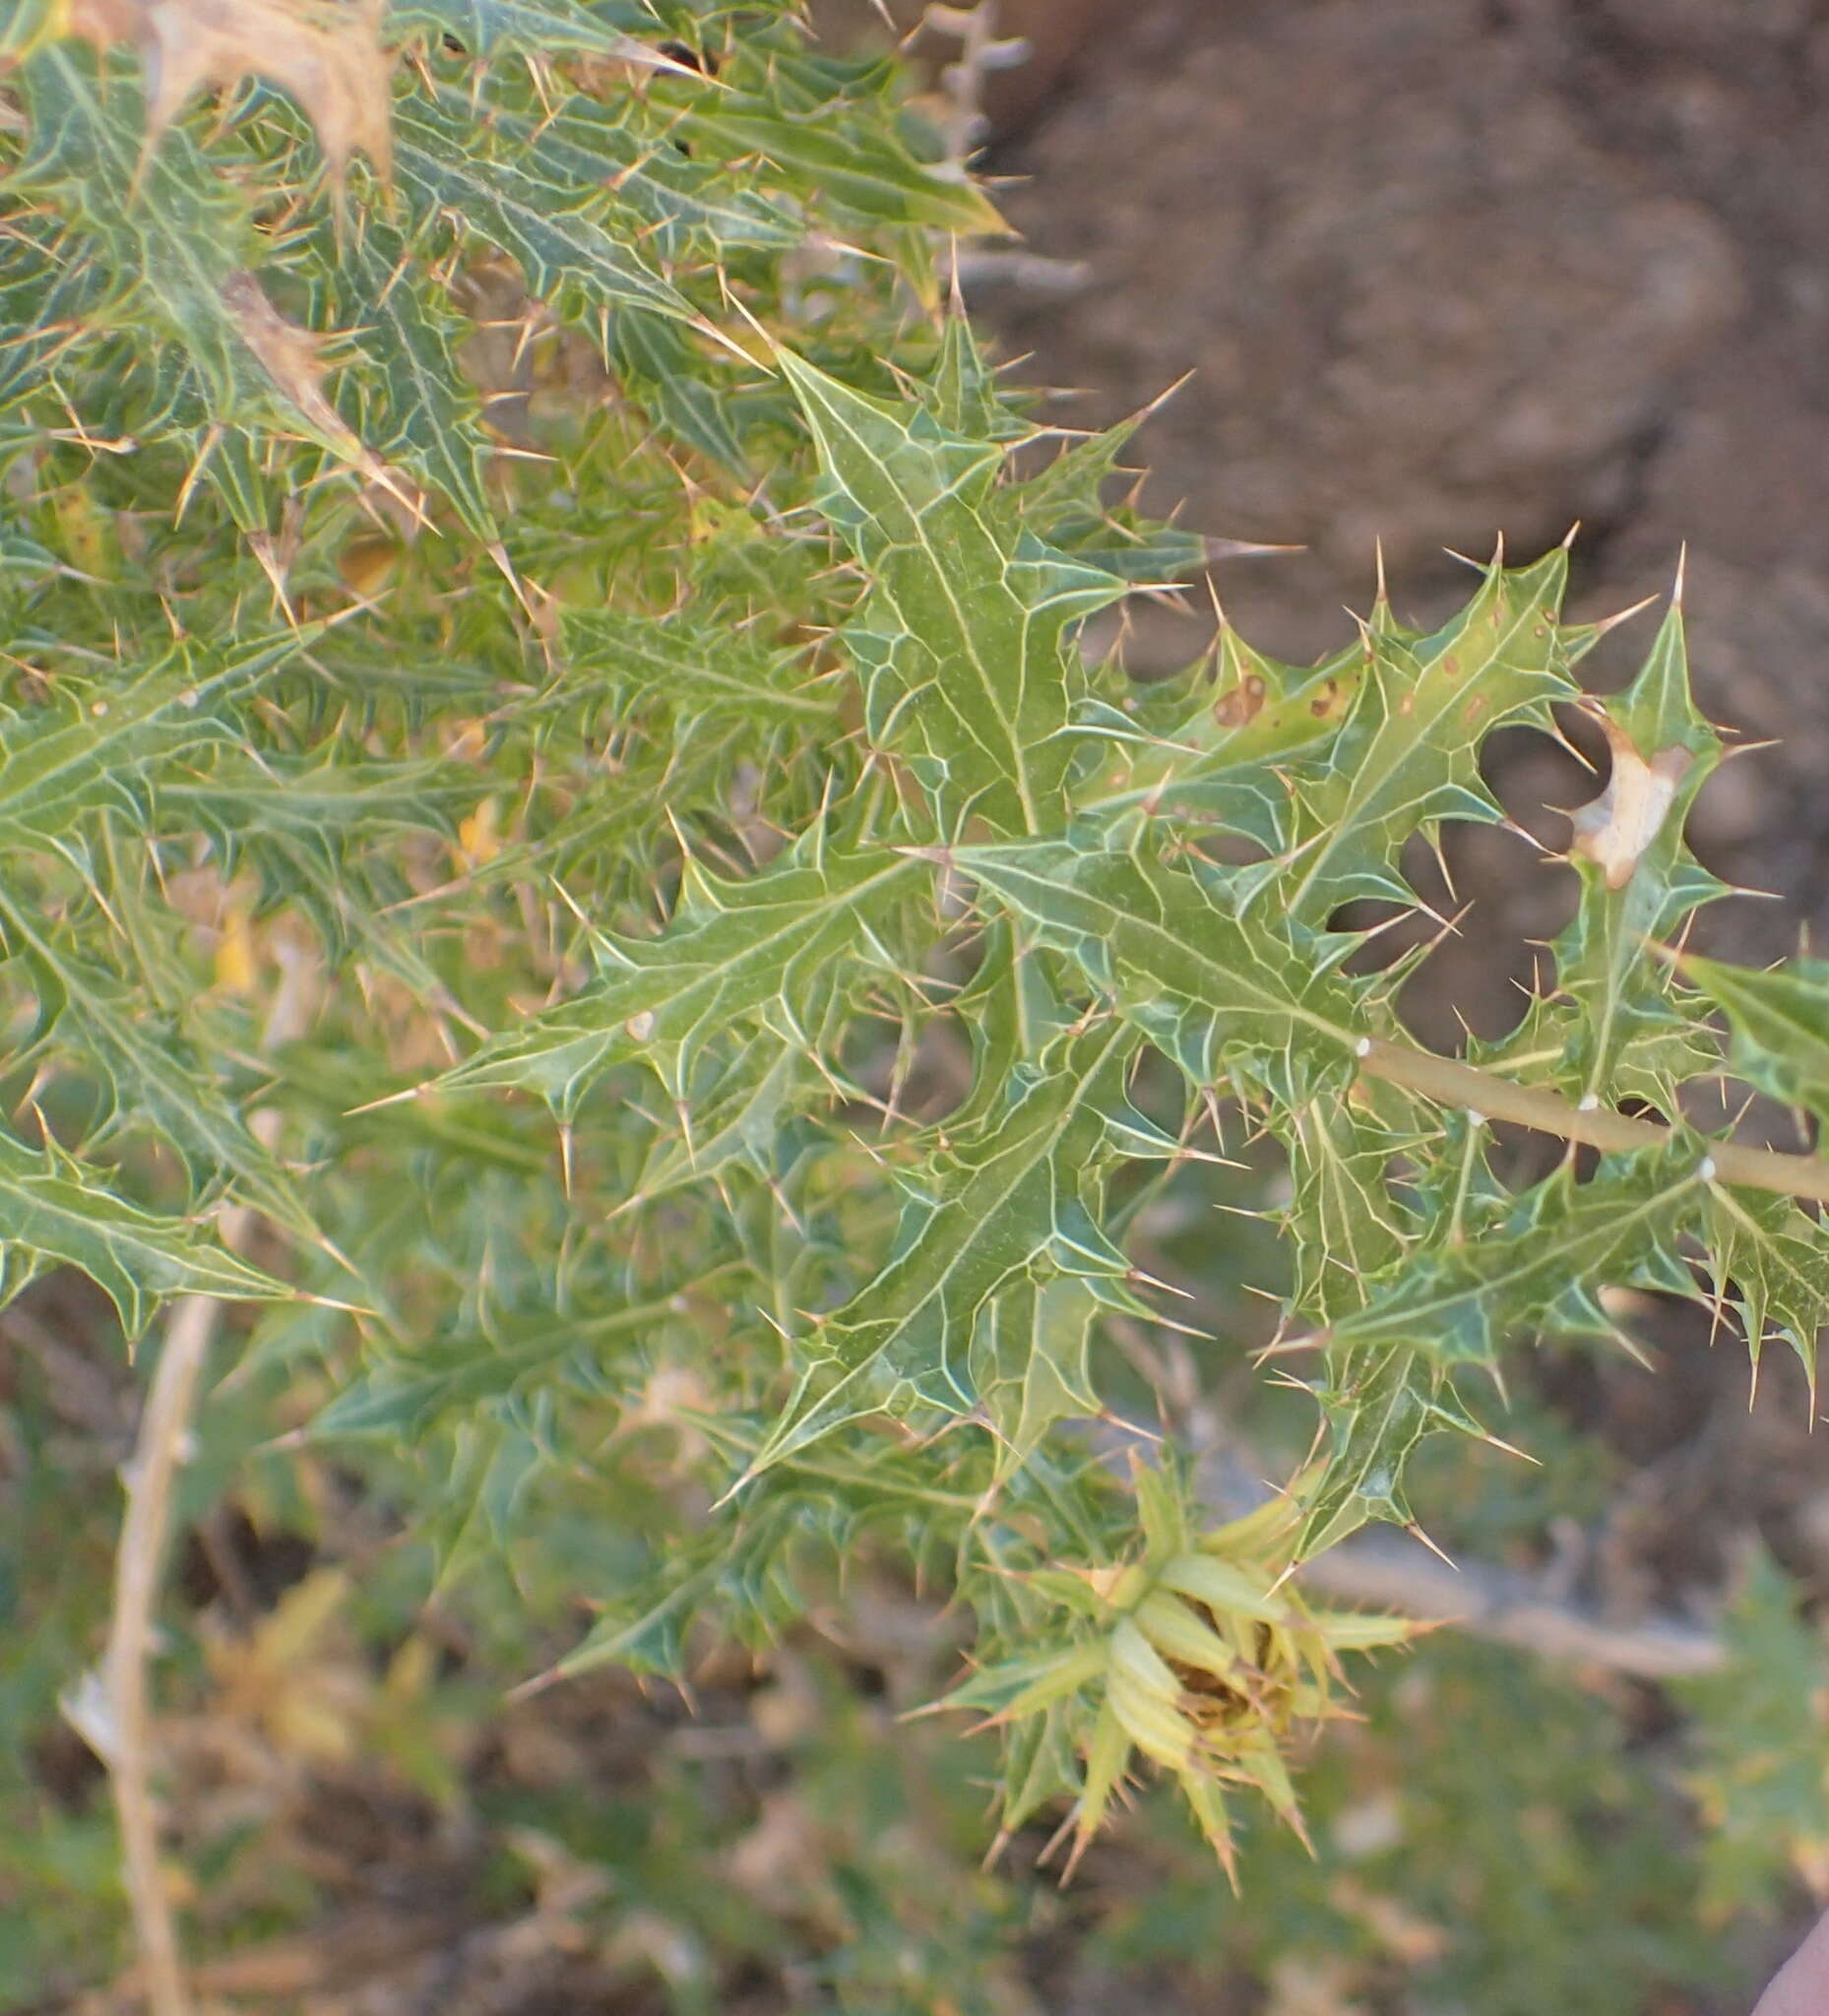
920,2,1027,166
915,9,1092,295
98,938,315,2016
1181,1416,1727,1681
1078,1394,1731,1682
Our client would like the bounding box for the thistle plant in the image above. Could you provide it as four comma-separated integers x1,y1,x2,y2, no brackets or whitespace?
4,0,1828,1913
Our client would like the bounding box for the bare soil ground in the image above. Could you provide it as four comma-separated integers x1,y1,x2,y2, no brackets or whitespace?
974,0,1829,951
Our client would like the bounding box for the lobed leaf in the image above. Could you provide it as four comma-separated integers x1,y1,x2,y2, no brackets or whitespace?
0,897,315,1237
0,631,311,855
433,841,920,1114
1701,1186,1828,1395
781,345,1126,838
746,1017,1167,1478
0,1126,289,1337
1261,545,1575,930
1324,1144,1709,1366
330,213,497,538
1683,952,1829,1130
390,87,700,329
13,45,259,413
948,838,1362,1094
556,605,832,722
672,82,1004,237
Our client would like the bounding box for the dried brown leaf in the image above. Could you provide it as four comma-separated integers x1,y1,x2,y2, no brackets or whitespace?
221,269,425,521
69,0,393,187
1568,708,1693,891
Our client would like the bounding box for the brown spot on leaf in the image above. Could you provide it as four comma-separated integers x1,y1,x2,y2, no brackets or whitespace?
1309,677,1340,719
1215,673,1266,727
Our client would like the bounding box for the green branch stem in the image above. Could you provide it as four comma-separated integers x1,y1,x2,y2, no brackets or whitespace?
1359,1037,1829,1205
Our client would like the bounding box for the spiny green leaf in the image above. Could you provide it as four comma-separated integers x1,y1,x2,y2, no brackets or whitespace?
1254,545,1575,929
1014,412,1209,585
391,88,701,329
556,605,832,721
1297,1350,1482,1555
971,1276,1106,1484
427,1406,549,1588
1276,1097,1413,1324
1077,624,1368,843
0,630,312,853
274,1041,551,1175
433,842,920,1114
0,1126,290,1337
386,0,674,58
333,214,497,539
549,1434,972,1684
0,896,315,1237
780,346,1126,838
164,749,471,878
1295,1141,1721,1551
917,922,1064,1143
305,1289,701,1440
14,45,258,412
465,86,801,259
947,839,1362,1094
604,310,748,472
1495,601,1727,1106
0,220,116,418
549,1524,749,1683
1324,1142,1710,1366
920,316,1026,444
672,89,1003,237
1702,1185,1828,1395
1683,951,1829,1129
746,1018,1160,1478
618,1038,820,1209
1012,412,1155,534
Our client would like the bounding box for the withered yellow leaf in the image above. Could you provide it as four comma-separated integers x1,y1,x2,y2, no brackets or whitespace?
456,795,501,867
212,907,259,993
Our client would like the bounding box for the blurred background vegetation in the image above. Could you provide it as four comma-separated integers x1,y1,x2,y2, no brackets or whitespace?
11,2,1829,2010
